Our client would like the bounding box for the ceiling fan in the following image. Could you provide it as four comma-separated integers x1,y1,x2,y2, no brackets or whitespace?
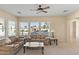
30,5,50,14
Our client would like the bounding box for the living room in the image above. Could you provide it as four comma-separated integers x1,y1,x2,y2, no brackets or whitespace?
0,4,79,55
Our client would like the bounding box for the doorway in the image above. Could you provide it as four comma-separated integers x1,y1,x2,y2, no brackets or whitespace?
72,21,76,40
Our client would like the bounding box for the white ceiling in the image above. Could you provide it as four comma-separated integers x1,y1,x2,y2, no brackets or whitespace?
0,4,79,16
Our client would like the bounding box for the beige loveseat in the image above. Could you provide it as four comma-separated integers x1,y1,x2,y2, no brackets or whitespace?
0,36,24,55
30,35,49,45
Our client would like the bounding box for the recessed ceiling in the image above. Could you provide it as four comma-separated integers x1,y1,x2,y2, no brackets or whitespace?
0,4,79,16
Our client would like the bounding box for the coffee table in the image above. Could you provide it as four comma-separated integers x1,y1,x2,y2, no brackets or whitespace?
23,42,44,54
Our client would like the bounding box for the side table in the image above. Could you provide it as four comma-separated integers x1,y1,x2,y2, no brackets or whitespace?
49,38,58,45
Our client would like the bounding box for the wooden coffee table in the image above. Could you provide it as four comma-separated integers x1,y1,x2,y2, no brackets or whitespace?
23,42,44,54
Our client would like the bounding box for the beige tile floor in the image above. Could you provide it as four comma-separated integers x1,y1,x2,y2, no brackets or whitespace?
17,41,79,55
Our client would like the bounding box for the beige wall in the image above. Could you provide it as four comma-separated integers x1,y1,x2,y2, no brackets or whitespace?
49,16,67,42
19,16,67,42
66,10,79,42
0,9,17,20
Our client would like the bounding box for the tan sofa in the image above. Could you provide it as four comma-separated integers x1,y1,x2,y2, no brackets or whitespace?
0,36,24,55
30,35,49,45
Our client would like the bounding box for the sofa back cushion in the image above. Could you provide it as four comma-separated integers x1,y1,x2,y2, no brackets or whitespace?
4,38,11,44
30,35,37,39
30,35,46,40
40,35,45,39
9,36,18,43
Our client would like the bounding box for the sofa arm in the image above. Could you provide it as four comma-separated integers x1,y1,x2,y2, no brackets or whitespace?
0,45,15,51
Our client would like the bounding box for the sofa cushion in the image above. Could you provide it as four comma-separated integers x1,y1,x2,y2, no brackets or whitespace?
14,44,19,48
9,36,18,43
5,44,15,48
40,35,45,39
5,38,11,44
6,44,19,48
14,41,23,46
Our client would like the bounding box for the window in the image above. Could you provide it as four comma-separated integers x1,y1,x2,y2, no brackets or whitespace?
8,20,16,36
40,22,49,35
0,18,5,37
19,22,29,36
0,18,50,37
30,22,40,35
30,22,39,33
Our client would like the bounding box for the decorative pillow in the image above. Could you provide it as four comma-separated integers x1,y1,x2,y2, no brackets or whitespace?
5,38,11,44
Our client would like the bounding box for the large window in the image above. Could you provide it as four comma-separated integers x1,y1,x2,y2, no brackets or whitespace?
0,18,50,37
30,22,50,36
19,22,29,36
8,20,16,36
30,22,39,33
19,22,50,36
0,18,5,37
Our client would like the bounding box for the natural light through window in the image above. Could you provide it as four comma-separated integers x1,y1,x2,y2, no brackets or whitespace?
19,22,29,36
40,22,49,35
30,22,39,32
0,18,5,37
8,20,16,36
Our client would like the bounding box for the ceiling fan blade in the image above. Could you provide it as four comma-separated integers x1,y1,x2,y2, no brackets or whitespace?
43,6,50,9
42,10,48,13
